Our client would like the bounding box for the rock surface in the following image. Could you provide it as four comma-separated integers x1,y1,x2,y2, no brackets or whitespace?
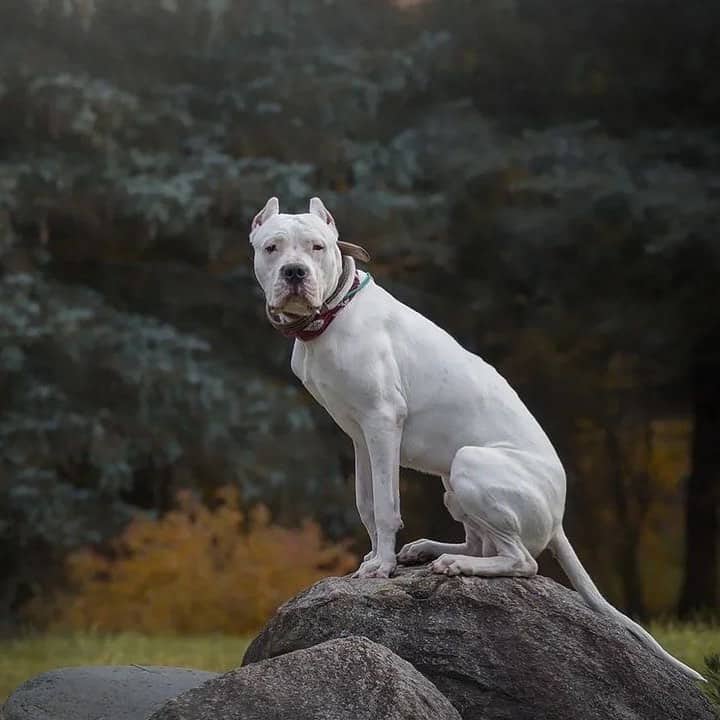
150,636,460,720
0,666,218,720
243,566,715,720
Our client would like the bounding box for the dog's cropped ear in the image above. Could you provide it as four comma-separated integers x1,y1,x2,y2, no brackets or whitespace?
310,198,369,261
251,197,280,233
309,197,336,230
337,241,371,263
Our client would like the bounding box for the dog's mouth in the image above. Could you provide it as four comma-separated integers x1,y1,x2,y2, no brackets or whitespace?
271,287,319,317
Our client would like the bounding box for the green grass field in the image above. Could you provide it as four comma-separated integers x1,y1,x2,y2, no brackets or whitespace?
649,621,720,674
0,624,718,704
0,632,251,703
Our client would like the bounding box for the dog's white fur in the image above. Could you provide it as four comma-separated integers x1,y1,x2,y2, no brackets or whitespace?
249,196,703,682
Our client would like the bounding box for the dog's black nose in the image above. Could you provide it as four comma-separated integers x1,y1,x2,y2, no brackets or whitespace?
281,263,308,283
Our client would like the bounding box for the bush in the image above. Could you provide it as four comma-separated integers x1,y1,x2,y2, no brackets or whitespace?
26,487,356,634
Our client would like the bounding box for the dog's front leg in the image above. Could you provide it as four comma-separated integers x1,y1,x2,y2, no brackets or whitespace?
352,414,403,579
353,438,377,565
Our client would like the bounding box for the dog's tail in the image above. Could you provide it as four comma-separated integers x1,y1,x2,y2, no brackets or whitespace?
548,525,705,682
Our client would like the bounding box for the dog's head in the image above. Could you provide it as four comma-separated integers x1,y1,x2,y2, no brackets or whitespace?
249,197,368,316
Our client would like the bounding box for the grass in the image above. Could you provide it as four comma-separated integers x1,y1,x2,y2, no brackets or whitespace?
0,623,718,705
0,631,252,703
649,621,720,676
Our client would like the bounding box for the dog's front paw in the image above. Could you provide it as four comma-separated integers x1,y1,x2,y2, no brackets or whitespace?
352,554,397,579
398,538,437,564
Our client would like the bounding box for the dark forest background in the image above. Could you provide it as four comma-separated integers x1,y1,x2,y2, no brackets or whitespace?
0,0,718,629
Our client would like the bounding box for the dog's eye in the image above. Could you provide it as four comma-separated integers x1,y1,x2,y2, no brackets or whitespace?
265,244,277,254
313,244,324,251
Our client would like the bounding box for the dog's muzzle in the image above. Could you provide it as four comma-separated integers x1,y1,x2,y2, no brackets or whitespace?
266,254,371,340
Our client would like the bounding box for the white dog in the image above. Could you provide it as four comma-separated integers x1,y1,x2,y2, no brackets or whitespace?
249,196,703,682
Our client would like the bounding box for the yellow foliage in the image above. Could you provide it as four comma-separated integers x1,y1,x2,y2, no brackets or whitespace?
28,488,356,635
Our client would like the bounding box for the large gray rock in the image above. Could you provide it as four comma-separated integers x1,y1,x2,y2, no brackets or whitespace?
150,636,460,720
0,666,218,720
243,566,715,720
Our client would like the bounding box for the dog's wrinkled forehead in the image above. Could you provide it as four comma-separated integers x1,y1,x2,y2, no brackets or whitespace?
251,215,336,247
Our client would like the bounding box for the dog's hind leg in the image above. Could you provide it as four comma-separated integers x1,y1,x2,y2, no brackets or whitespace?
430,531,537,577
397,534,477,564
397,477,484,564
429,445,555,577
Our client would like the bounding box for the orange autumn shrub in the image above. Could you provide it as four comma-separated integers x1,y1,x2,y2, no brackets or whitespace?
28,487,356,635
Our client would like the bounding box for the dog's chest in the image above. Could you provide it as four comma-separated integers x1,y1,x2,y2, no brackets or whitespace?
291,340,321,389
291,341,358,430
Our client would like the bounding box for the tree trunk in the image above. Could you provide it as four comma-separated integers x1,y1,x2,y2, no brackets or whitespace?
604,424,647,619
679,330,720,617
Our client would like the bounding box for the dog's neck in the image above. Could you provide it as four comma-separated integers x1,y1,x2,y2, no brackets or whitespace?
323,255,357,311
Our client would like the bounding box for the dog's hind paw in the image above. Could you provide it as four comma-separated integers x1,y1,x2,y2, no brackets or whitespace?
431,553,471,576
397,539,437,564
